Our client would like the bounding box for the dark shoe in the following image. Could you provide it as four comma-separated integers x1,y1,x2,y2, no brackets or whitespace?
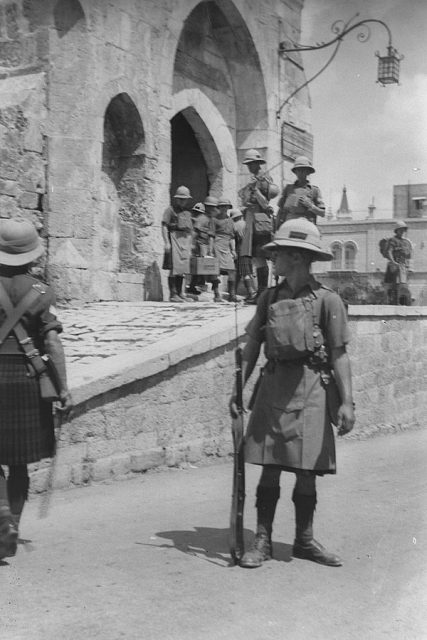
169,294,184,303
239,533,272,568
214,293,222,303
186,286,201,295
0,515,18,560
292,539,342,567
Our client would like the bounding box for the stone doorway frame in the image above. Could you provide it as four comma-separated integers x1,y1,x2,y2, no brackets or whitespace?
171,88,238,202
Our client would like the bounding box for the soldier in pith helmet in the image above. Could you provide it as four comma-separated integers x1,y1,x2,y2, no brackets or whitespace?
162,186,193,302
277,156,325,228
238,149,279,303
0,219,73,560
230,218,355,569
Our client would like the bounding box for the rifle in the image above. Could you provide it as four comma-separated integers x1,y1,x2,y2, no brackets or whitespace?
229,345,245,565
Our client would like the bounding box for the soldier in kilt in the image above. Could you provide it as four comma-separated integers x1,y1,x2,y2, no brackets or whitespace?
0,219,73,561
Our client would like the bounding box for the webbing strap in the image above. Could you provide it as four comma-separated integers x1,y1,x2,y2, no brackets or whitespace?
0,283,44,345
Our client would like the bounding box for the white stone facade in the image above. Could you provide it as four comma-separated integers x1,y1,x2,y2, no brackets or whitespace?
0,0,310,302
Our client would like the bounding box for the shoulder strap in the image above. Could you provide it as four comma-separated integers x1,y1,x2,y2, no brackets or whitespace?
0,282,44,345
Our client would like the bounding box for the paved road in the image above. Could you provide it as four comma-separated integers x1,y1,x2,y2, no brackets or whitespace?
2,429,427,640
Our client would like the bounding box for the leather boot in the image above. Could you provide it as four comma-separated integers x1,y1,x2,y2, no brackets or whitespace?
243,277,257,304
240,486,280,568
227,280,237,303
256,266,269,297
292,490,342,567
168,277,183,303
175,276,186,301
212,280,222,303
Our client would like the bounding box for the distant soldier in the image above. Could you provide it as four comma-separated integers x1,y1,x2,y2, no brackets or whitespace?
193,196,222,303
276,156,325,228
380,221,412,305
238,149,279,303
162,186,193,302
213,200,237,303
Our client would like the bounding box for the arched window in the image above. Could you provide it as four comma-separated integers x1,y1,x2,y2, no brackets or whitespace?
330,242,342,270
344,242,357,270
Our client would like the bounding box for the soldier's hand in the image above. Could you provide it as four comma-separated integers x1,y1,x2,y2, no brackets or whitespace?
58,390,74,419
337,402,355,436
298,195,312,209
229,395,245,419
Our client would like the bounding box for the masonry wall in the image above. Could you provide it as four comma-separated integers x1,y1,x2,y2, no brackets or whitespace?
29,308,427,492
0,0,308,303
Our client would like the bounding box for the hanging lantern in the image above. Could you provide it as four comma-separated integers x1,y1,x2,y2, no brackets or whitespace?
376,46,403,85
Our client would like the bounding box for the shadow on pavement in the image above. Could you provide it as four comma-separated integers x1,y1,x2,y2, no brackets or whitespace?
151,527,294,567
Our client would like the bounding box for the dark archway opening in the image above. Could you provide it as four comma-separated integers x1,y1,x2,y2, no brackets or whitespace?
171,112,209,205
54,0,85,37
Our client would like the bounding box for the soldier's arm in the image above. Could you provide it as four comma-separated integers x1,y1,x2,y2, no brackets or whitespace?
330,346,355,435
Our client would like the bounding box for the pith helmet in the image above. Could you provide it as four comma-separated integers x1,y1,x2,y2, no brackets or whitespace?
394,220,408,231
204,195,219,207
229,208,243,219
173,185,192,199
218,197,232,207
242,149,266,165
263,217,332,262
0,218,45,266
292,156,315,174
192,202,205,214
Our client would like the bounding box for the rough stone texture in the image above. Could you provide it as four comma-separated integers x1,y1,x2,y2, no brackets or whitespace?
27,303,427,491
0,0,308,302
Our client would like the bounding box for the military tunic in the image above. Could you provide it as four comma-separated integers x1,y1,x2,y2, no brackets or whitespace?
244,277,349,474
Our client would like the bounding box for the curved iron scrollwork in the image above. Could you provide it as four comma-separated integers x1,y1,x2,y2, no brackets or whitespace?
277,13,402,119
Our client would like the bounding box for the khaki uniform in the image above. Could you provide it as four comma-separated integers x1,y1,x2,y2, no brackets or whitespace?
244,277,349,474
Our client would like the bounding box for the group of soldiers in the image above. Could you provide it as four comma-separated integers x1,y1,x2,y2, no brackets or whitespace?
162,151,326,304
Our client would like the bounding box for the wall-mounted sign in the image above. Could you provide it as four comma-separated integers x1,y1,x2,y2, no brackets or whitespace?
281,122,313,161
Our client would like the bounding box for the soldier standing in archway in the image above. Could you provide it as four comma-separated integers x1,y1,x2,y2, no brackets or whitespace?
161,186,193,302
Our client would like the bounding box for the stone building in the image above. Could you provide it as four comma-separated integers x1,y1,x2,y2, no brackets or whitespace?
0,0,311,302
316,185,427,305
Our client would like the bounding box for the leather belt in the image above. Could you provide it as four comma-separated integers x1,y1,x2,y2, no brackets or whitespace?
0,336,22,355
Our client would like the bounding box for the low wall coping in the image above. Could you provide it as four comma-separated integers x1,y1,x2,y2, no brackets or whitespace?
69,304,427,407
348,304,427,317
69,306,255,406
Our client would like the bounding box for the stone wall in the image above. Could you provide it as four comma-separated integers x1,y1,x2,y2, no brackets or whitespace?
0,0,309,303
29,306,427,492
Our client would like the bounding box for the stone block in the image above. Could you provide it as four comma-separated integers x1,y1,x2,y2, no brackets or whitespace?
18,190,38,209
130,448,165,472
91,458,113,482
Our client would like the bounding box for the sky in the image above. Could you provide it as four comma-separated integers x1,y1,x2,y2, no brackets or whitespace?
300,0,427,219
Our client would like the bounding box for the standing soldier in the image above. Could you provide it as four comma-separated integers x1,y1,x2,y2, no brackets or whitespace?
213,199,237,303
192,196,221,302
230,218,355,569
238,149,279,303
162,186,193,302
217,197,233,218
276,156,325,229
381,221,412,305
0,219,73,560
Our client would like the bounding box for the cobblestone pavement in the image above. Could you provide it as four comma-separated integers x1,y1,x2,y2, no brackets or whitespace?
58,297,246,371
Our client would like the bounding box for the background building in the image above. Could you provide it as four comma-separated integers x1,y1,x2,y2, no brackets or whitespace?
316,185,427,304
0,0,311,302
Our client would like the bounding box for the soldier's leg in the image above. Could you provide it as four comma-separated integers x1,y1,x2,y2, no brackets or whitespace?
292,472,342,566
212,278,222,303
227,270,237,302
168,274,182,303
7,464,29,530
0,466,18,560
240,466,281,568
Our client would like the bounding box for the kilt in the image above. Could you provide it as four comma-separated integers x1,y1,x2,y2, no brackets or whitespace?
0,355,54,465
238,256,253,278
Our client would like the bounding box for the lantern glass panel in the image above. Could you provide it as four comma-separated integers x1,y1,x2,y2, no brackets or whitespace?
377,55,400,85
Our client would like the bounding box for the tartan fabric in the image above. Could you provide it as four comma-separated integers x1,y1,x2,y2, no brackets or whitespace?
0,355,54,465
238,256,253,278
